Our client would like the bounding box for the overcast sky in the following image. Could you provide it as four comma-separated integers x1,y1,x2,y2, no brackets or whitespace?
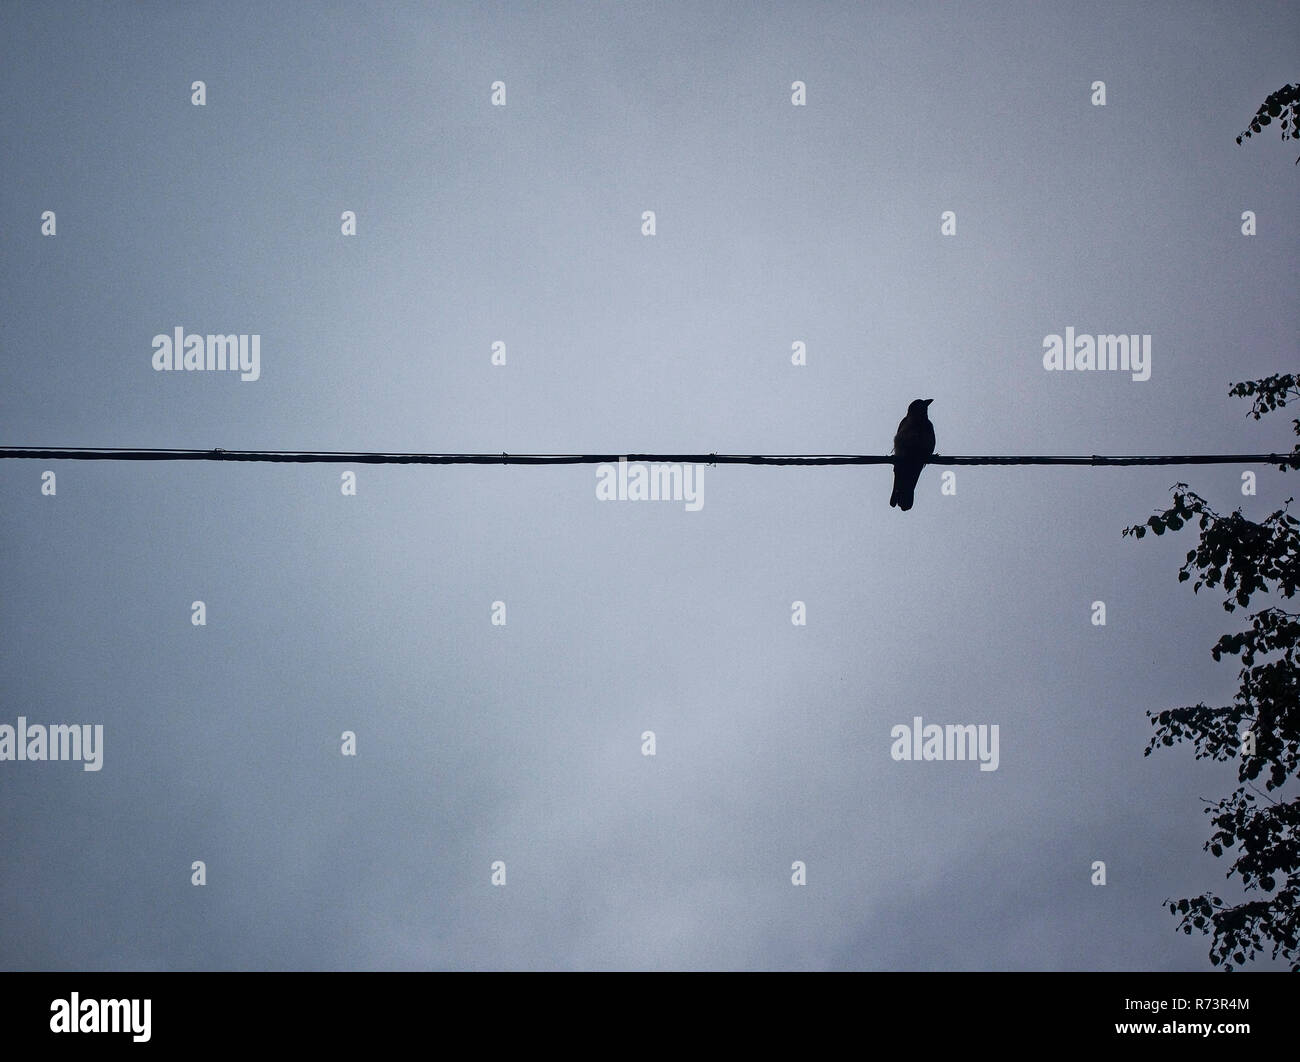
1,0,1297,970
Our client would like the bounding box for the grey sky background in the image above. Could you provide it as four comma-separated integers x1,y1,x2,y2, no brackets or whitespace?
1,1,1297,969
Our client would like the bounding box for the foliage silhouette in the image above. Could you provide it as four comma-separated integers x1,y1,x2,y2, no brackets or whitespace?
1236,83,1300,163
1123,375,1300,970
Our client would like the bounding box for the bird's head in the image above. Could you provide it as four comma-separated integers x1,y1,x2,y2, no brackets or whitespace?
909,398,934,415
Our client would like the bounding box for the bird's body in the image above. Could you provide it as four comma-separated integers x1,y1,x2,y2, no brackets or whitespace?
890,398,935,511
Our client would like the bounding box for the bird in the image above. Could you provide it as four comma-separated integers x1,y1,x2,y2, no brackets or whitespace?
889,398,935,511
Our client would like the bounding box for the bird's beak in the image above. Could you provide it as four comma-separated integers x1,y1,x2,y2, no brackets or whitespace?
924,399,934,405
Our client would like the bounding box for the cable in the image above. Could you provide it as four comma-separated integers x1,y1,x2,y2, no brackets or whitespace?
0,447,1296,466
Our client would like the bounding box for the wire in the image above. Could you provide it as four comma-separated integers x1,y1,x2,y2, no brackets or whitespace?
0,447,1296,466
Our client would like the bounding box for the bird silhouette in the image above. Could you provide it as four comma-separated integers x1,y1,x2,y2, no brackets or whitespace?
889,398,935,511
